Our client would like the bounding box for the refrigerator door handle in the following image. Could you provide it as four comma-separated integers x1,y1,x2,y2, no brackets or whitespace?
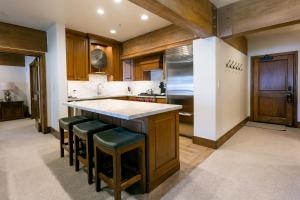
179,112,193,117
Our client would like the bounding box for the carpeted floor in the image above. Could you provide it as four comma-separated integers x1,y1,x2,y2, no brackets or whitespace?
163,123,300,200
1,119,300,200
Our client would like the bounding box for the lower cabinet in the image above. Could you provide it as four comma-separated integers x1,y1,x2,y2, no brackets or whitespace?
128,96,167,104
0,101,24,121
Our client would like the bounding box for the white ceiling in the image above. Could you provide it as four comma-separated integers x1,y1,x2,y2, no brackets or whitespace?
0,0,171,42
210,0,240,8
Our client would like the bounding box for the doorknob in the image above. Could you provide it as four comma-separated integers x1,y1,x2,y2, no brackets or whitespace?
287,86,293,103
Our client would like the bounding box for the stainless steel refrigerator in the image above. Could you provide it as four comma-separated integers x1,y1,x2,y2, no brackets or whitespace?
165,45,194,137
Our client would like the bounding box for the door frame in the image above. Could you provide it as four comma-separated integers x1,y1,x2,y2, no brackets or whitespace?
0,47,48,133
250,51,298,127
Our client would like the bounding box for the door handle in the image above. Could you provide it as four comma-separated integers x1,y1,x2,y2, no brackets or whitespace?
179,112,193,117
287,86,293,103
287,92,293,103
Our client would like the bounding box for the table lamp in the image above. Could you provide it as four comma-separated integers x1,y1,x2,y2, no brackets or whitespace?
0,82,15,102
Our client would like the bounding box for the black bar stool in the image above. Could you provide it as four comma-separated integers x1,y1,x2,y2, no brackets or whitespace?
93,128,146,200
73,120,115,184
59,116,90,166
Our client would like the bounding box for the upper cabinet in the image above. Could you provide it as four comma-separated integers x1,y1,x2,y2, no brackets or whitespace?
122,54,163,81
66,29,122,81
66,32,89,81
88,34,122,81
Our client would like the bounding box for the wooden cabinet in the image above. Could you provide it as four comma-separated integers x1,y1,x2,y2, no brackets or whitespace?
156,98,167,104
66,29,122,81
66,33,89,81
73,109,179,192
0,101,24,121
133,54,163,81
127,96,167,104
89,35,122,81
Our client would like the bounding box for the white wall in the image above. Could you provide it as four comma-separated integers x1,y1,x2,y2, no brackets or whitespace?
193,37,248,141
0,65,27,104
46,23,68,130
248,28,300,121
193,37,217,140
216,39,248,139
24,56,35,113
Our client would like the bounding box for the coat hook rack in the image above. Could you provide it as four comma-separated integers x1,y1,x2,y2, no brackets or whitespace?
226,59,244,72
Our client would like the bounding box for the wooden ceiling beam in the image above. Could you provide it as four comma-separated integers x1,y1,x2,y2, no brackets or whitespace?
0,53,25,67
122,25,196,59
218,0,300,38
129,0,216,38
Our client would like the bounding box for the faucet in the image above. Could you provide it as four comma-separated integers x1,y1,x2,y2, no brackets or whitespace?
146,89,154,95
97,83,102,96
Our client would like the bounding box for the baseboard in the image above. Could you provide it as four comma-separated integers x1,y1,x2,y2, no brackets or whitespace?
47,127,59,139
193,117,249,149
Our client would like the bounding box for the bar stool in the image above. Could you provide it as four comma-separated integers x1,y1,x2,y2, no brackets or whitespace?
93,128,146,200
73,120,115,184
59,116,90,166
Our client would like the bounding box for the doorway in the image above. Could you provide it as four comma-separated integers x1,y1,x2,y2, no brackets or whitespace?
0,48,48,133
251,52,298,126
30,58,41,131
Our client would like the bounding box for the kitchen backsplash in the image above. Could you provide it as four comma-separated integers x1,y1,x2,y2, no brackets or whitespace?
68,74,162,98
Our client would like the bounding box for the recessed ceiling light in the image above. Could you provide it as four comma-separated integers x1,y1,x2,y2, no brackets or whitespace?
141,14,149,21
97,8,104,15
114,0,122,3
110,29,117,34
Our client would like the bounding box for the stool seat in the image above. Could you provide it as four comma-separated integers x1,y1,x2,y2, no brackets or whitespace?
73,120,114,138
59,116,90,130
73,120,114,184
94,128,145,150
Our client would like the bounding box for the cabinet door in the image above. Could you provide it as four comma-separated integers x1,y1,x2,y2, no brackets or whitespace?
74,36,88,81
66,36,75,80
1,102,24,121
134,64,143,81
123,60,133,81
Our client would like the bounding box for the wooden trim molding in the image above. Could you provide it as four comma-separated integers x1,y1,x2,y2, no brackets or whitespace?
193,117,249,149
48,127,59,139
223,36,248,55
295,122,300,128
0,53,25,66
0,22,47,52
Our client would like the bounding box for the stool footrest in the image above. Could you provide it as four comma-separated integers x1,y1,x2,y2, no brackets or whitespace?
98,172,142,190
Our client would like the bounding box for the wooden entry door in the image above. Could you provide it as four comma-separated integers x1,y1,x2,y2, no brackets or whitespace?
30,58,41,131
252,53,296,126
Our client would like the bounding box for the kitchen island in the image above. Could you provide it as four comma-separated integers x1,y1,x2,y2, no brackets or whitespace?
64,99,182,192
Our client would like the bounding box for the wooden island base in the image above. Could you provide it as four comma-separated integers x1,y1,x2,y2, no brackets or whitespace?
70,108,180,192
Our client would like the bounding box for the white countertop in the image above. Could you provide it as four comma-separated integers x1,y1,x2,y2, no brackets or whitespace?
68,94,166,102
68,95,127,102
64,99,182,120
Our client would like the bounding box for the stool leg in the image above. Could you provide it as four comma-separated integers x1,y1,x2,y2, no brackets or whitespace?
113,152,122,200
68,127,74,166
74,135,80,171
94,146,101,192
60,127,64,158
87,136,94,184
139,143,146,193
